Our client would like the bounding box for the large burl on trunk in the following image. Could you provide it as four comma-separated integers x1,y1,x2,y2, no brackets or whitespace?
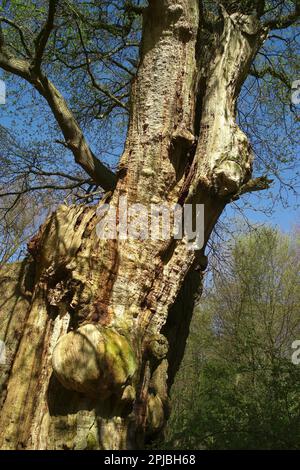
0,1,267,449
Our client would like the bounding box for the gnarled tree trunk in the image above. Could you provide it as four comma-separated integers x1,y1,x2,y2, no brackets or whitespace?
0,0,267,449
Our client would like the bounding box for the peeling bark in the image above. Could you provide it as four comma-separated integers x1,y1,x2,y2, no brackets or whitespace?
0,1,268,450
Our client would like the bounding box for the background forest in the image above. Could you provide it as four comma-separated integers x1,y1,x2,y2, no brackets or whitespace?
166,225,300,449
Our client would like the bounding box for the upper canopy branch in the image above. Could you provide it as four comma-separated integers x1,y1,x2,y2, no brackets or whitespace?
198,0,299,32
0,8,117,192
264,0,300,30
0,17,32,57
250,64,291,89
0,48,31,80
76,20,129,112
33,0,57,71
231,176,274,201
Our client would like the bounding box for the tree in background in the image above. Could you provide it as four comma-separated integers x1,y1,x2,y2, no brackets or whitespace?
167,226,300,449
0,0,299,449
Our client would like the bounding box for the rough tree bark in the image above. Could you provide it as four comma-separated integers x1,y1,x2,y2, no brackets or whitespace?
0,0,269,449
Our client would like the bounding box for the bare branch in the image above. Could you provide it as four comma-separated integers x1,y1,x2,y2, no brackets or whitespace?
33,0,57,71
0,17,32,57
124,1,145,15
0,49,31,80
34,74,117,190
264,1,300,30
231,176,274,201
29,169,92,183
0,19,117,191
76,20,129,112
0,18,31,78
0,180,90,198
249,65,291,89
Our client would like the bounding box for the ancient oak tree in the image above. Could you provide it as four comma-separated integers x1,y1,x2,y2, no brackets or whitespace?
0,0,299,449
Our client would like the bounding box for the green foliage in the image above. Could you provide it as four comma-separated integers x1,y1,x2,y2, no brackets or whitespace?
166,226,300,449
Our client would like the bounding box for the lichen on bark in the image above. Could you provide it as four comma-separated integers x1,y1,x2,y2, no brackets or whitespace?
52,324,138,398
